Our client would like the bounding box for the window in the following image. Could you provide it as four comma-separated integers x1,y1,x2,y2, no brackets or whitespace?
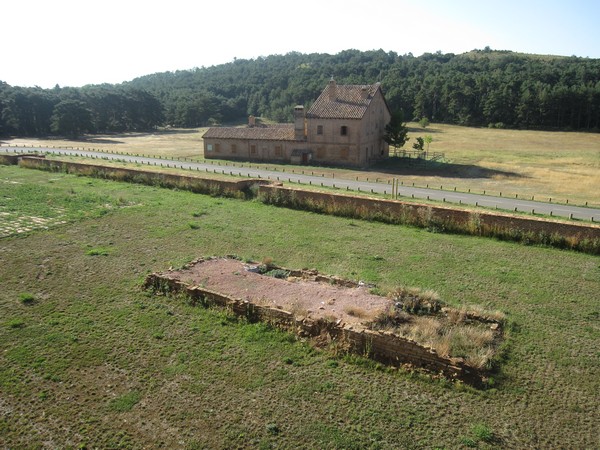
317,125,323,135
275,145,282,157
207,144,213,152
250,145,256,155
340,126,348,136
231,144,237,154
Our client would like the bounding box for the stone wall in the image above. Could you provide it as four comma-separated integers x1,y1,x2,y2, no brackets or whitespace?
259,184,600,253
17,157,268,198
143,272,483,385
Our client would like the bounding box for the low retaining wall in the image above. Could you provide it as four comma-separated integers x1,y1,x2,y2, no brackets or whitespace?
259,185,600,254
0,153,43,165
143,272,483,385
17,157,268,198
5,154,598,253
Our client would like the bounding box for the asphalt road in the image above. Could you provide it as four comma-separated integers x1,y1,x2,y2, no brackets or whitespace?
2,146,599,221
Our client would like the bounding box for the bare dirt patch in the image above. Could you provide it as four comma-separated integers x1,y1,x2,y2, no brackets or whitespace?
168,257,391,327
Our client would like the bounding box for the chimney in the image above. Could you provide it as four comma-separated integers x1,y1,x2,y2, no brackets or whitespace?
293,105,306,141
248,115,256,127
328,77,337,101
361,86,369,99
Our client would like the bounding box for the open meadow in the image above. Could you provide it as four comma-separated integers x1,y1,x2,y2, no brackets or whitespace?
0,165,598,448
4,123,600,206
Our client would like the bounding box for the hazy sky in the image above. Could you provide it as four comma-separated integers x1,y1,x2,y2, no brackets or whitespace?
4,0,599,88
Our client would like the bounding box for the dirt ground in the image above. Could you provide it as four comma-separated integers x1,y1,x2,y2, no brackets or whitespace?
168,258,393,327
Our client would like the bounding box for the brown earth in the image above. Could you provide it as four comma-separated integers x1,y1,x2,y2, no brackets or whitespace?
168,258,393,327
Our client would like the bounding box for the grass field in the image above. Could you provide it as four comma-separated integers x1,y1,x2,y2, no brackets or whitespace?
4,122,600,206
1,165,598,448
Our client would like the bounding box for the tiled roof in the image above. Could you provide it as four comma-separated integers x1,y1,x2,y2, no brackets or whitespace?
307,82,382,119
202,124,295,141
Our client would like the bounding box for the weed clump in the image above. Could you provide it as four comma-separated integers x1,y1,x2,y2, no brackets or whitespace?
389,286,442,315
19,293,35,305
369,287,505,370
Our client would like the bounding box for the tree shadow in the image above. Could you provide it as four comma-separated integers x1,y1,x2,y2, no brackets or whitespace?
370,158,524,179
406,126,444,134
75,137,126,144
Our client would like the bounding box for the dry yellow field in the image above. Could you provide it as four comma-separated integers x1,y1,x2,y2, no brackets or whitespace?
4,123,599,205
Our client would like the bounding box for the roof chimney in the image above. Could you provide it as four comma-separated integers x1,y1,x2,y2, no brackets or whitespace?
361,86,369,99
248,115,256,127
293,106,306,141
328,76,337,101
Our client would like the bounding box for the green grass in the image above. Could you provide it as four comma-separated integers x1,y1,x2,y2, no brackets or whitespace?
109,391,142,412
0,164,599,448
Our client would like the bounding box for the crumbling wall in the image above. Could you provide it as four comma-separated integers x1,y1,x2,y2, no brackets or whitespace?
143,272,482,384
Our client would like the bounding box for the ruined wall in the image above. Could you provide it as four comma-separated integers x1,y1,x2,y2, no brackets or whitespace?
143,272,482,384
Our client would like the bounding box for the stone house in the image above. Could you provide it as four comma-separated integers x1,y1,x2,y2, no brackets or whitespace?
202,78,391,167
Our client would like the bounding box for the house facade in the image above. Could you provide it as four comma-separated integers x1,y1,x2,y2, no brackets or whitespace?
202,79,391,167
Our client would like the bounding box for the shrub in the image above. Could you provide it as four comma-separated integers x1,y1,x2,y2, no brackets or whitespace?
264,269,290,279
19,293,35,305
86,247,110,256
7,318,25,329
471,423,495,443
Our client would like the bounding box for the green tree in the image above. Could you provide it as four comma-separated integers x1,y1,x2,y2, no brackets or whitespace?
384,111,409,153
50,100,92,138
412,136,424,151
424,135,433,152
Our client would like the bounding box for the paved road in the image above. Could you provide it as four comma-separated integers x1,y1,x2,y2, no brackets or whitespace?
2,146,599,221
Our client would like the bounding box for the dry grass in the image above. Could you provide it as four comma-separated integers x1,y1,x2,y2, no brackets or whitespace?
372,287,504,369
4,122,599,205
459,304,507,323
343,305,370,319
392,316,498,369
389,122,600,206
2,128,207,159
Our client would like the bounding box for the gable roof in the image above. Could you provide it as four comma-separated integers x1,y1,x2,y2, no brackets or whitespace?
202,124,295,141
306,82,385,120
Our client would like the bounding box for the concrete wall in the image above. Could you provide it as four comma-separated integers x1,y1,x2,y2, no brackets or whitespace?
259,184,600,253
8,155,598,253
17,157,268,198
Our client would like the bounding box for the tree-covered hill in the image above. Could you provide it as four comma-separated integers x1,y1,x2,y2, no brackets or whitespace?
2,48,600,137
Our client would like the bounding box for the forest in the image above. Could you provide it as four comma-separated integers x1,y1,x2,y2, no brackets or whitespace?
2,48,600,137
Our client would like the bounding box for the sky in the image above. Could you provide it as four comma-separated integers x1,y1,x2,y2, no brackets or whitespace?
3,0,600,89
